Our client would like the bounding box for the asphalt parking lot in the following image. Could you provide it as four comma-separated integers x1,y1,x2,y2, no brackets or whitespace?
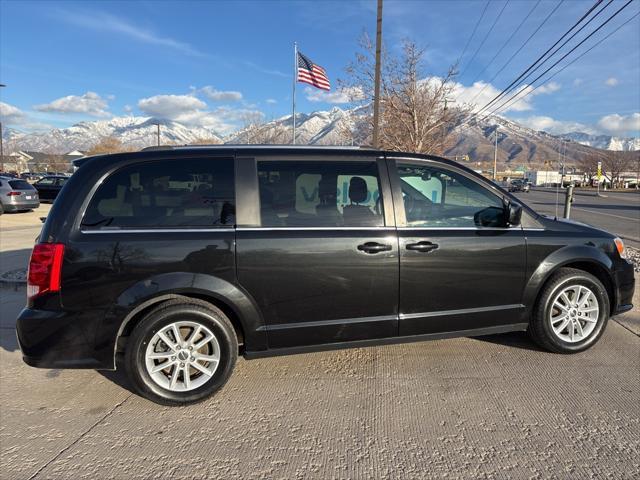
1,203,639,479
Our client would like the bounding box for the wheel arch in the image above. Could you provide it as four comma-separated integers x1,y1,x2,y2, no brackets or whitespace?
107,272,267,369
524,245,616,317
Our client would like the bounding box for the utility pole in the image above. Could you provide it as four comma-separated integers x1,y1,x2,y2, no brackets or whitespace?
0,84,5,172
493,125,499,180
154,122,161,147
372,0,383,148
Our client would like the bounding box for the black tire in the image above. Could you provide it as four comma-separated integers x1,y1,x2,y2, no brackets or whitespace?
125,297,238,406
529,267,610,353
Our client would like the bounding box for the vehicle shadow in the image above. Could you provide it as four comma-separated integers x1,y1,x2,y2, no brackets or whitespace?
97,358,135,394
472,331,545,352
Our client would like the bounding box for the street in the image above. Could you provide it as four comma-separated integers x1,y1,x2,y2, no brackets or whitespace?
515,188,640,248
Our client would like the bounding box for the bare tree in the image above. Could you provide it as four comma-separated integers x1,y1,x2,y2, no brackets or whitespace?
603,151,632,188
575,150,603,183
87,136,133,155
341,34,463,154
234,112,291,144
190,137,223,145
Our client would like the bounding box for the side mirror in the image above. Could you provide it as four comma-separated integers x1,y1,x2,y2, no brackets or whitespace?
506,201,522,226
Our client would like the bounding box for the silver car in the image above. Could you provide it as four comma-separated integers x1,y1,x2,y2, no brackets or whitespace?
0,176,40,214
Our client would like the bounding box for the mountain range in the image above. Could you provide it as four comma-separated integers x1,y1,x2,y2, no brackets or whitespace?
3,107,638,168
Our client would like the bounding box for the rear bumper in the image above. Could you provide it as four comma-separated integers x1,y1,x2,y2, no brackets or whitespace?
16,307,109,369
612,260,635,315
3,202,40,212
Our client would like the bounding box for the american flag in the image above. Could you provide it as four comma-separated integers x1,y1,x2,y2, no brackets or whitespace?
297,52,330,91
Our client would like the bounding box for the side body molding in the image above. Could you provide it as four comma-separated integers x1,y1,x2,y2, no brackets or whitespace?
522,244,614,311
100,272,267,368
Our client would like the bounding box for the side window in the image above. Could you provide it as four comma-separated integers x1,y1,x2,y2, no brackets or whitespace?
257,160,384,227
397,163,506,228
82,158,235,229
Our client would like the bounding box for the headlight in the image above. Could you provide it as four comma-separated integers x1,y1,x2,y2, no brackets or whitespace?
614,237,627,259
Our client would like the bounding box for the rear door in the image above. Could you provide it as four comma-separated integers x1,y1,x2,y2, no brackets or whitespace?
388,158,527,336
236,155,399,349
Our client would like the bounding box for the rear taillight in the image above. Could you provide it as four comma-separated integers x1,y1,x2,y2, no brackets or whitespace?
27,243,65,299
7,191,21,196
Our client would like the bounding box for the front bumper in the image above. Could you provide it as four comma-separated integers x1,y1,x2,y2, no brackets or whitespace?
16,307,108,369
612,259,635,315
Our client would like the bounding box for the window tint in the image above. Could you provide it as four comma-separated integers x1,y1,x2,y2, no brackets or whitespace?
258,161,384,227
397,163,506,228
82,158,235,228
9,180,34,190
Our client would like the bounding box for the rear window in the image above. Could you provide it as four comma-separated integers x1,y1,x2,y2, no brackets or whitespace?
82,158,235,229
9,180,34,190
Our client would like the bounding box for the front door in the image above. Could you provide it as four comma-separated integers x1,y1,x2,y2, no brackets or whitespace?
389,159,527,336
236,157,398,349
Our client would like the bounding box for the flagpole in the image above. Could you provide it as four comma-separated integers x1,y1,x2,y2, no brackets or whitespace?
292,41,297,145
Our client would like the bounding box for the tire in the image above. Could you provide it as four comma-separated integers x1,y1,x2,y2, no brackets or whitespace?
529,267,610,353
0,202,3,215
125,297,238,406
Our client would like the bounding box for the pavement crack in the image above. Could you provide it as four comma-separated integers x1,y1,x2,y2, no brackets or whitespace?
27,393,133,480
613,318,639,337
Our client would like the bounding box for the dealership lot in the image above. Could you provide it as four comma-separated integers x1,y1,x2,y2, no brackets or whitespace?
1,203,639,479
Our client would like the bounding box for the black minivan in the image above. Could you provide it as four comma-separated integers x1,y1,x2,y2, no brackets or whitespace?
16,146,635,405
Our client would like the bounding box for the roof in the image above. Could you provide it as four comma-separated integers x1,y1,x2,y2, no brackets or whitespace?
73,144,456,168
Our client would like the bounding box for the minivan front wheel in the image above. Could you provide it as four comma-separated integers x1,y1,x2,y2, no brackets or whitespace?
125,298,237,405
529,268,610,353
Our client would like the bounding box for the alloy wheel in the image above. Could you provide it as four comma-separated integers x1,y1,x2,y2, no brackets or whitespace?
144,321,221,392
549,284,599,343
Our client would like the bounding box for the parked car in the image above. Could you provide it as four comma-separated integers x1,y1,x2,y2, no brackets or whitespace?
508,179,530,193
33,175,69,202
16,147,635,405
0,176,40,214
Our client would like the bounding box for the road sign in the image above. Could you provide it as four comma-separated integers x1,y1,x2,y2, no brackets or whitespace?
597,161,602,180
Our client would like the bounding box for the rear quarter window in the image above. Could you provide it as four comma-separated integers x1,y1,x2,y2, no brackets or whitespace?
82,158,235,229
9,180,34,190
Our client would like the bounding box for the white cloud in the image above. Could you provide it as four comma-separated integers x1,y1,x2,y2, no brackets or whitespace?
137,93,263,135
604,77,619,87
573,78,583,87
0,102,27,124
123,104,133,113
265,98,278,105
55,10,205,57
511,115,596,135
199,86,243,102
34,92,111,117
597,113,640,134
305,86,364,104
452,79,561,113
138,94,206,118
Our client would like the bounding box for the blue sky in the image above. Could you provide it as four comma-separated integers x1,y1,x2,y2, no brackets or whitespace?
1,0,639,136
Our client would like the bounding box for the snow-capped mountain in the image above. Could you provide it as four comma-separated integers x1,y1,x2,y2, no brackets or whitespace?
560,132,640,151
3,108,637,167
4,116,222,154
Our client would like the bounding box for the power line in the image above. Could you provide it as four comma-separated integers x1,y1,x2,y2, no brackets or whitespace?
467,0,542,87
456,0,490,66
474,0,605,117
463,0,565,108
487,0,615,112
460,0,511,78
483,9,640,119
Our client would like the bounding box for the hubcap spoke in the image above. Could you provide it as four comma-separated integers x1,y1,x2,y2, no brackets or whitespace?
151,360,175,373
157,331,177,351
193,332,214,350
191,360,215,377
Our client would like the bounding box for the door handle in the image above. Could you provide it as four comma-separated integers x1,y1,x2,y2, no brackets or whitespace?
357,242,392,254
406,241,439,253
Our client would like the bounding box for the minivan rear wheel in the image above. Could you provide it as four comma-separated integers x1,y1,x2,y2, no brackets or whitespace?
125,298,237,405
529,268,610,353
